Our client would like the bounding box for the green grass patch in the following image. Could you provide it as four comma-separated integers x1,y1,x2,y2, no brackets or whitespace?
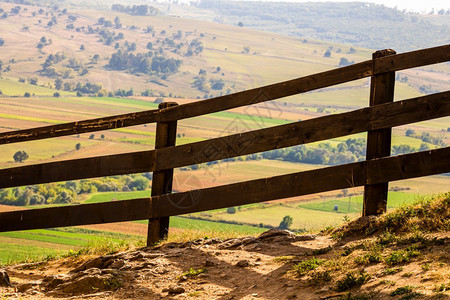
112,128,156,136
293,257,326,276
0,139,97,165
170,217,266,234
0,113,61,124
181,267,206,277
0,230,90,247
336,270,371,292
391,135,436,149
298,192,419,214
0,227,142,265
381,267,403,275
85,190,151,204
390,285,416,296
136,216,266,235
0,227,139,248
299,198,362,214
218,203,359,230
0,243,64,266
384,247,421,265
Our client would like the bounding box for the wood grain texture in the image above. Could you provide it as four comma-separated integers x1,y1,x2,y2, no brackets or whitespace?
374,44,450,74
0,150,154,188
0,109,159,145
147,102,178,245
364,49,396,216
1,147,448,232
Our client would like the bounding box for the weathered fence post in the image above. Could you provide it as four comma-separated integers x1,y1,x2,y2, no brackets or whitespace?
363,49,396,216
147,102,178,245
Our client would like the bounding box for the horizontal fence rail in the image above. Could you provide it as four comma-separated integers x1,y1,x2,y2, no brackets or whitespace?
0,147,448,232
0,45,449,243
0,45,448,145
1,91,449,189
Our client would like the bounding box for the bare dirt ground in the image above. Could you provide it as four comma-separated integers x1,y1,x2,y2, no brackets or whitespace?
0,227,448,300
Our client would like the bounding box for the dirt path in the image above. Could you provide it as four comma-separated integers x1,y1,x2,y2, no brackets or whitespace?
1,228,448,299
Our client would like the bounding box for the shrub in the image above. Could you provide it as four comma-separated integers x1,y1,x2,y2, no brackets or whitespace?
128,176,149,191
13,150,29,162
336,271,370,292
227,207,236,214
390,285,415,296
293,258,325,276
279,215,293,229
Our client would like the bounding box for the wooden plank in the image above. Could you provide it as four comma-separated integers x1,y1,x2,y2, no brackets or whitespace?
156,91,450,171
374,44,450,74
0,150,155,188
1,147,448,232
155,61,373,122
147,102,178,245
1,92,449,189
364,49,397,216
0,61,373,145
0,109,159,145
0,198,153,232
155,147,450,217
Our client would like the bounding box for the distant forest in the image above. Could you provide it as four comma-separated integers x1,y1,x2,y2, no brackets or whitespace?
196,0,450,51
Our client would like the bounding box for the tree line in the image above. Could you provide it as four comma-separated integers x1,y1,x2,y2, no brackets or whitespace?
0,174,151,206
108,50,182,76
193,136,437,169
111,4,159,16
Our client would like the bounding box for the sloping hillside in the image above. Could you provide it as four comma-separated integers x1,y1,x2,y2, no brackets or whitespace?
1,1,447,100
0,1,374,99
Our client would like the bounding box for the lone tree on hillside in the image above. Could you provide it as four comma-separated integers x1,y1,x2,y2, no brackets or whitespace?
227,207,237,214
279,215,293,229
13,150,29,163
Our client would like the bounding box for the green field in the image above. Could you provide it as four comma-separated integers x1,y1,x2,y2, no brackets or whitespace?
136,217,266,235
211,192,423,230
0,243,64,266
85,190,151,204
0,227,140,266
298,192,419,214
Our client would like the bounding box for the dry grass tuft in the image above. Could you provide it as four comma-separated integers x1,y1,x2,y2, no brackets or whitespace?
331,193,449,240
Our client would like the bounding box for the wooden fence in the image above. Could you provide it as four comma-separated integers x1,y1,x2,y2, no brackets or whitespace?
0,45,449,245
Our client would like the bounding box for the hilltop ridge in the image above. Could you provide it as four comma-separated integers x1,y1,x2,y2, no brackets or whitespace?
0,194,448,299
